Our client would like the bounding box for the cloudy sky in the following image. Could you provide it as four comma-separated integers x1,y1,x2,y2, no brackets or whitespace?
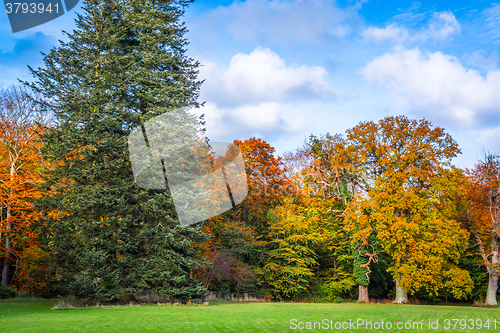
1,0,500,168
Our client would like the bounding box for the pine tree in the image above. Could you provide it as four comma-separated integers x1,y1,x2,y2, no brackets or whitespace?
24,0,208,301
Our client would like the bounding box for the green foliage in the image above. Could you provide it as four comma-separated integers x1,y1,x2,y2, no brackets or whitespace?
352,244,370,287
300,134,361,299
262,198,320,299
0,283,17,299
367,253,394,299
212,219,266,265
69,250,120,301
26,0,207,301
315,275,356,300
459,256,488,302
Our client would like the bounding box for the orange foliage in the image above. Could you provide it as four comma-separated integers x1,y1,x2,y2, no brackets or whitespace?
195,138,292,292
233,137,294,227
0,87,50,293
344,116,472,298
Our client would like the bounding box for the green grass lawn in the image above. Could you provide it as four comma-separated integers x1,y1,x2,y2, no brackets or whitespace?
1,300,500,332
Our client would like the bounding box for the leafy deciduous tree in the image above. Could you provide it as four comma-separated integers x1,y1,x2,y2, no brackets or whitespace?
465,154,500,305
0,86,49,293
263,197,321,300
233,138,294,233
344,116,472,302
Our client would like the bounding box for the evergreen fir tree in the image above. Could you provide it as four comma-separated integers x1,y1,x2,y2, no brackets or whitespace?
25,0,208,301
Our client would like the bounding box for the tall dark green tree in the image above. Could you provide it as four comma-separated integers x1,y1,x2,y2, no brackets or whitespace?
24,0,208,301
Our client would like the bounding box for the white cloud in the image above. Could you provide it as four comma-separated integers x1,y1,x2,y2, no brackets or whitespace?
462,51,498,72
196,102,308,140
477,126,500,152
362,47,500,127
426,11,461,40
192,0,353,44
199,47,337,107
194,47,329,140
483,3,500,40
362,10,460,42
362,24,409,42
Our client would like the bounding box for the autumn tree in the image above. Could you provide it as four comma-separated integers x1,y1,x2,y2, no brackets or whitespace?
25,0,208,300
298,134,382,302
0,86,49,292
231,136,355,300
301,134,357,207
303,190,357,301
196,138,292,297
262,196,322,299
465,153,500,305
195,219,261,296
232,138,294,233
344,116,472,303
258,137,355,300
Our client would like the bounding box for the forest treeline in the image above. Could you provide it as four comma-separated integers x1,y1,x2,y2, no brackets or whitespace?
1,0,500,306
1,85,499,305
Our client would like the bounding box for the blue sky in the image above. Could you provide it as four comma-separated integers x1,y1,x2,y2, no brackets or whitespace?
1,0,500,168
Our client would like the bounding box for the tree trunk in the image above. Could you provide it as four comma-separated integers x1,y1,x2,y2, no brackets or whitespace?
1,197,12,286
241,206,248,223
357,284,369,302
485,234,499,305
1,237,10,286
392,210,408,304
485,272,498,305
394,278,408,303
1,172,13,286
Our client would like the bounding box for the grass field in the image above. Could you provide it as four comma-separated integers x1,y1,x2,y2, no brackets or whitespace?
1,300,500,332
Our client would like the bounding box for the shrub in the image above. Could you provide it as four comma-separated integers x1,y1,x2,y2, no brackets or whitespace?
0,284,17,299
316,276,356,300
